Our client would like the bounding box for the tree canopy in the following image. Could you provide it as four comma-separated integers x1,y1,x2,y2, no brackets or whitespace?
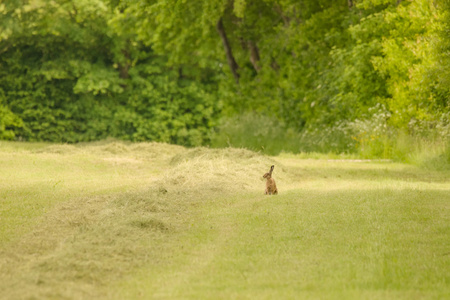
0,0,448,152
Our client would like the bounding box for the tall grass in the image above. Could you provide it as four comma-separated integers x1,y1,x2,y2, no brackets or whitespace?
349,109,450,169
210,112,450,169
210,113,353,155
210,113,303,155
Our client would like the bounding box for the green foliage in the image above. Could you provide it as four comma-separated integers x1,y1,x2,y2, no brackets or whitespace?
211,113,358,155
432,0,450,114
0,0,219,145
0,0,449,157
0,101,23,140
211,113,303,155
112,60,219,146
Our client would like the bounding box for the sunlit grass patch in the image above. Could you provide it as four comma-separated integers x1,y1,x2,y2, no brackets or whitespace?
0,141,449,299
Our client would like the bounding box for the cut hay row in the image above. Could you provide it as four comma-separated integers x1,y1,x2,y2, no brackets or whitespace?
0,141,449,299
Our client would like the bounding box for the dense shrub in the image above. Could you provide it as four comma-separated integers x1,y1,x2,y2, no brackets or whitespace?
0,0,219,145
1,0,449,162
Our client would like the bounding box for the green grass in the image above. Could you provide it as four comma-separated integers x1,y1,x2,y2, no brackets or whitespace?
210,114,450,171
0,141,449,299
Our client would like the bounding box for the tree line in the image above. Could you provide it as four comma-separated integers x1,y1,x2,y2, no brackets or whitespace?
0,0,448,150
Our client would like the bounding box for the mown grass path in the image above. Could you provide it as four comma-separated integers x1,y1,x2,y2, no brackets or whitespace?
118,177,449,299
0,142,449,299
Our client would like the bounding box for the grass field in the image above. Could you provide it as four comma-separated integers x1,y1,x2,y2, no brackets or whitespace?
0,141,449,299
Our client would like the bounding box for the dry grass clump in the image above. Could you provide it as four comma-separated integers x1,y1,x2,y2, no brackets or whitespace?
0,141,293,299
159,147,289,195
32,144,80,154
87,141,185,159
0,188,185,299
31,140,185,161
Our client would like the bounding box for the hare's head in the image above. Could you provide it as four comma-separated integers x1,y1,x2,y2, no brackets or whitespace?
263,172,271,179
263,165,275,179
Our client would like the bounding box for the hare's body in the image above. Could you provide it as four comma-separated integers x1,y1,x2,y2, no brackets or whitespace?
263,165,278,195
265,178,277,195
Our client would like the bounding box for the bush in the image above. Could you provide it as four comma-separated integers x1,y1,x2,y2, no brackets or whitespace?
348,106,450,169
0,102,23,140
210,113,356,155
210,113,303,155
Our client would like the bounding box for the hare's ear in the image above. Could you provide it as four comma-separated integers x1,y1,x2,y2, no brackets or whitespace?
270,165,274,175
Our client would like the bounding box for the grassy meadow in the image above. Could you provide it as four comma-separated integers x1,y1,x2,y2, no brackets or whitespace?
0,141,449,299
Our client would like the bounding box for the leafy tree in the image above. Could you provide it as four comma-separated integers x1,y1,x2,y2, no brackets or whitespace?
0,0,219,145
0,0,447,153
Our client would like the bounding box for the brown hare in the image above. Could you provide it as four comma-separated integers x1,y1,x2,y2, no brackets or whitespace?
263,165,278,195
